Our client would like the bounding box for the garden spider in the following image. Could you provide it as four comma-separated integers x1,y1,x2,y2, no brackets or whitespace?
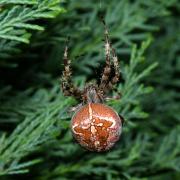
61,20,123,152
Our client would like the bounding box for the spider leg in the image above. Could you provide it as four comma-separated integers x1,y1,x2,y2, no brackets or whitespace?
61,39,82,100
104,47,120,92
99,19,111,92
99,19,120,94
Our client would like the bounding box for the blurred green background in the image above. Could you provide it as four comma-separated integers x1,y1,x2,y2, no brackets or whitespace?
0,0,179,180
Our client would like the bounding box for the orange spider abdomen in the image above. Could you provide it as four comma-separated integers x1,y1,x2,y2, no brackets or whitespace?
71,103,122,152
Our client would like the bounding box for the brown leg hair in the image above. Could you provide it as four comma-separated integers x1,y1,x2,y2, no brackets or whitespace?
61,40,82,99
104,47,120,92
99,19,111,91
99,20,120,94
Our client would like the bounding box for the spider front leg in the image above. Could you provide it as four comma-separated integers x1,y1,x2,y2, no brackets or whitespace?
99,20,121,95
105,48,120,92
61,40,82,100
99,19,112,91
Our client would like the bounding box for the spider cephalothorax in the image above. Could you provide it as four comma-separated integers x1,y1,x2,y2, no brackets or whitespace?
61,20,123,152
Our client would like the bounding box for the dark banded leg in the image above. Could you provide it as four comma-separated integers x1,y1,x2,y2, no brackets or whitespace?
104,48,120,92
99,19,120,94
61,40,82,99
99,19,111,91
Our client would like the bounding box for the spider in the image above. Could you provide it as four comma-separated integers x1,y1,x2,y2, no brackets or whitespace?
61,20,123,152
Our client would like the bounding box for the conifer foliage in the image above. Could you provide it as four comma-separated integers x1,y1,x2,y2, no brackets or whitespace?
0,0,179,179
